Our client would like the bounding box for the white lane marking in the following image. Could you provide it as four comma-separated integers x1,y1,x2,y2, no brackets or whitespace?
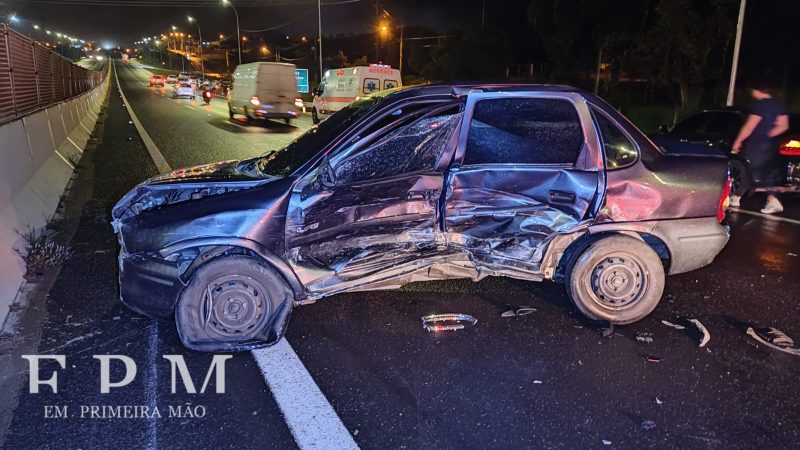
253,340,359,450
113,61,173,174
728,207,800,225
225,120,247,129
144,322,159,450
184,105,196,111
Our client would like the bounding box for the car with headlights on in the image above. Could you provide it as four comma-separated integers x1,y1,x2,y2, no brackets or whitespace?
112,84,731,351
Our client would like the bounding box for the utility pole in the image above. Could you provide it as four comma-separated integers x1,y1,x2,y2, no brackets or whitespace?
482,0,485,30
727,0,746,106
594,47,602,94
318,0,323,82
399,24,404,76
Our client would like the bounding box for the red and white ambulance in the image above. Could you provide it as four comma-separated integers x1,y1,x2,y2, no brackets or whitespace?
311,64,401,123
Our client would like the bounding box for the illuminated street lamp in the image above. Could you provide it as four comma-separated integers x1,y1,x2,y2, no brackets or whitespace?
187,16,204,83
222,0,242,65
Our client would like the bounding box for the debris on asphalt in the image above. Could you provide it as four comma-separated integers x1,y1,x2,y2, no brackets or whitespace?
112,316,120,321
601,324,615,337
533,380,543,384
746,327,800,356
661,320,686,330
643,354,662,363
787,252,797,257
641,420,656,430
655,397,663,405
662,317,710,347
602,439,612,446
635,332,653,344
421,313,477,332
689,319,711,347
500,306,537,317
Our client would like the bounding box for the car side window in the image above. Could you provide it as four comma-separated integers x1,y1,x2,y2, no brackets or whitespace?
334,111,463,184
464,98,584,165
704,113,744,134
671,113,709,134
592,108,638,169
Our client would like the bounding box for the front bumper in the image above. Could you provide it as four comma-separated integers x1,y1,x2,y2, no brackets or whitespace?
119,251,182,318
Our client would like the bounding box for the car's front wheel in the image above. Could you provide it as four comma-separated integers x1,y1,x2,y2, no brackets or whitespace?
312,108,320,124
175,255,293,351
565,235,665,324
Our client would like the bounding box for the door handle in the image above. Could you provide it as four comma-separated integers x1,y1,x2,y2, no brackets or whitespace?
548,190,576,205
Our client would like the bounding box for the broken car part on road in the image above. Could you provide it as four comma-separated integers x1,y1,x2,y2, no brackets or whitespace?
421,313,478,332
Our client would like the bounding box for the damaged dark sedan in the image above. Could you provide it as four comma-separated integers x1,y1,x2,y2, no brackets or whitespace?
112,85,732,351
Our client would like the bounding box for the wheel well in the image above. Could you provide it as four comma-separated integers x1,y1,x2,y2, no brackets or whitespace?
554,231,671,282
173,245,303,300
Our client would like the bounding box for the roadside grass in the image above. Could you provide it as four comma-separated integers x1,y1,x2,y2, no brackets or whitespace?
17,227,73,279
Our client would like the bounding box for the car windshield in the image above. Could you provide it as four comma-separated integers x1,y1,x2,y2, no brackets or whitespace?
179,83,191,88
255,96,384,177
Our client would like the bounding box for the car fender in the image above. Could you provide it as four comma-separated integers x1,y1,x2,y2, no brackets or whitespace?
159,236,305,300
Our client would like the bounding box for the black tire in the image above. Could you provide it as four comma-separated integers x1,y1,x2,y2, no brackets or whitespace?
175,255,293,352
243,107,253,124
284,118,291,126
312,108,320,124
228,103,235,119
565,235,665,324
729,159,751,197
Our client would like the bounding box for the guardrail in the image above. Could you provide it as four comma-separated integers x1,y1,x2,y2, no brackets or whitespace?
0,23,105,124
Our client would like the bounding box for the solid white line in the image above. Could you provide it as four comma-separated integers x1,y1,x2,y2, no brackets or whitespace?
225,121,247,129
728,207,800,225
113,61,172,174
184,105,196,110
252,340,359,450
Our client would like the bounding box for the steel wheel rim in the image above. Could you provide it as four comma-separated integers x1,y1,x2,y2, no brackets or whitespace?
586,252,648,310
203,274,270,338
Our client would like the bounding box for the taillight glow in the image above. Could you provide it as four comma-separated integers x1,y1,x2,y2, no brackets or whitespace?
718,177,732,222
294,98,304,108
250,96,260,106
779,139,800,156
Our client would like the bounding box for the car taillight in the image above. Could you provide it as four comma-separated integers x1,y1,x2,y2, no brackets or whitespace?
779,139,800,156
717,177,732,222
294,98,304,108
250,96,260,106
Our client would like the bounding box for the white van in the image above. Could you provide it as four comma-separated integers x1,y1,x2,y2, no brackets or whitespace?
311,64,401,123
228,62,303,125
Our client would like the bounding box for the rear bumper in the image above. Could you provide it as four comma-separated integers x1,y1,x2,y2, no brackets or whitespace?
651,217,730,275
252,108,298,120
118,251,182,318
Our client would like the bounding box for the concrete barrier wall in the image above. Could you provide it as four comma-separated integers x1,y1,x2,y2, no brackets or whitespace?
0,66,110,326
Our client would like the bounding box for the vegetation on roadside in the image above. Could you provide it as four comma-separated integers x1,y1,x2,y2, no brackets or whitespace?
18,227,73,278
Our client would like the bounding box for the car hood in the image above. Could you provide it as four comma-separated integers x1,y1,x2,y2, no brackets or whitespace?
111,159,277,223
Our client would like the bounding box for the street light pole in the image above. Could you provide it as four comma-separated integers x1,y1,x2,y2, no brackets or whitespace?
318,0,323,83
726,0,746,106
188,17,204,82
223,0,242,65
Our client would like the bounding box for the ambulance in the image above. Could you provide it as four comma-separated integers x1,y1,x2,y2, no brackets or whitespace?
311,64,401,123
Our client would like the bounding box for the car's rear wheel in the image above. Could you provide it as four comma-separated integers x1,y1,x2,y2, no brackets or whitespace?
312,108,320,124
565,235,665,324
284,118,291,125
243,107,253,124
175,255,293,351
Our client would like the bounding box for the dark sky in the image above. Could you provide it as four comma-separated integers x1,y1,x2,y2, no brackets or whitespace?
2,0,798,81
1,0,484,46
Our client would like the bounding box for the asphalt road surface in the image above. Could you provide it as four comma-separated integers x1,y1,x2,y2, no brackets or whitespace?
2,63,800,449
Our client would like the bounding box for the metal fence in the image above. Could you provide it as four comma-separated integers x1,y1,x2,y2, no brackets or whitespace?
0,23,105,124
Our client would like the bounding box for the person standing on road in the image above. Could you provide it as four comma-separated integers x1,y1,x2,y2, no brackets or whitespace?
731,80,790,214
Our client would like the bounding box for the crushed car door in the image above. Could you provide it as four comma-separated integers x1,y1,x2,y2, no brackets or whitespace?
286,102,465,296
443,92,603,278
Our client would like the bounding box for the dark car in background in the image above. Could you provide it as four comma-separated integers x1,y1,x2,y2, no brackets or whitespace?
112,84,731,351
651,109,800,195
